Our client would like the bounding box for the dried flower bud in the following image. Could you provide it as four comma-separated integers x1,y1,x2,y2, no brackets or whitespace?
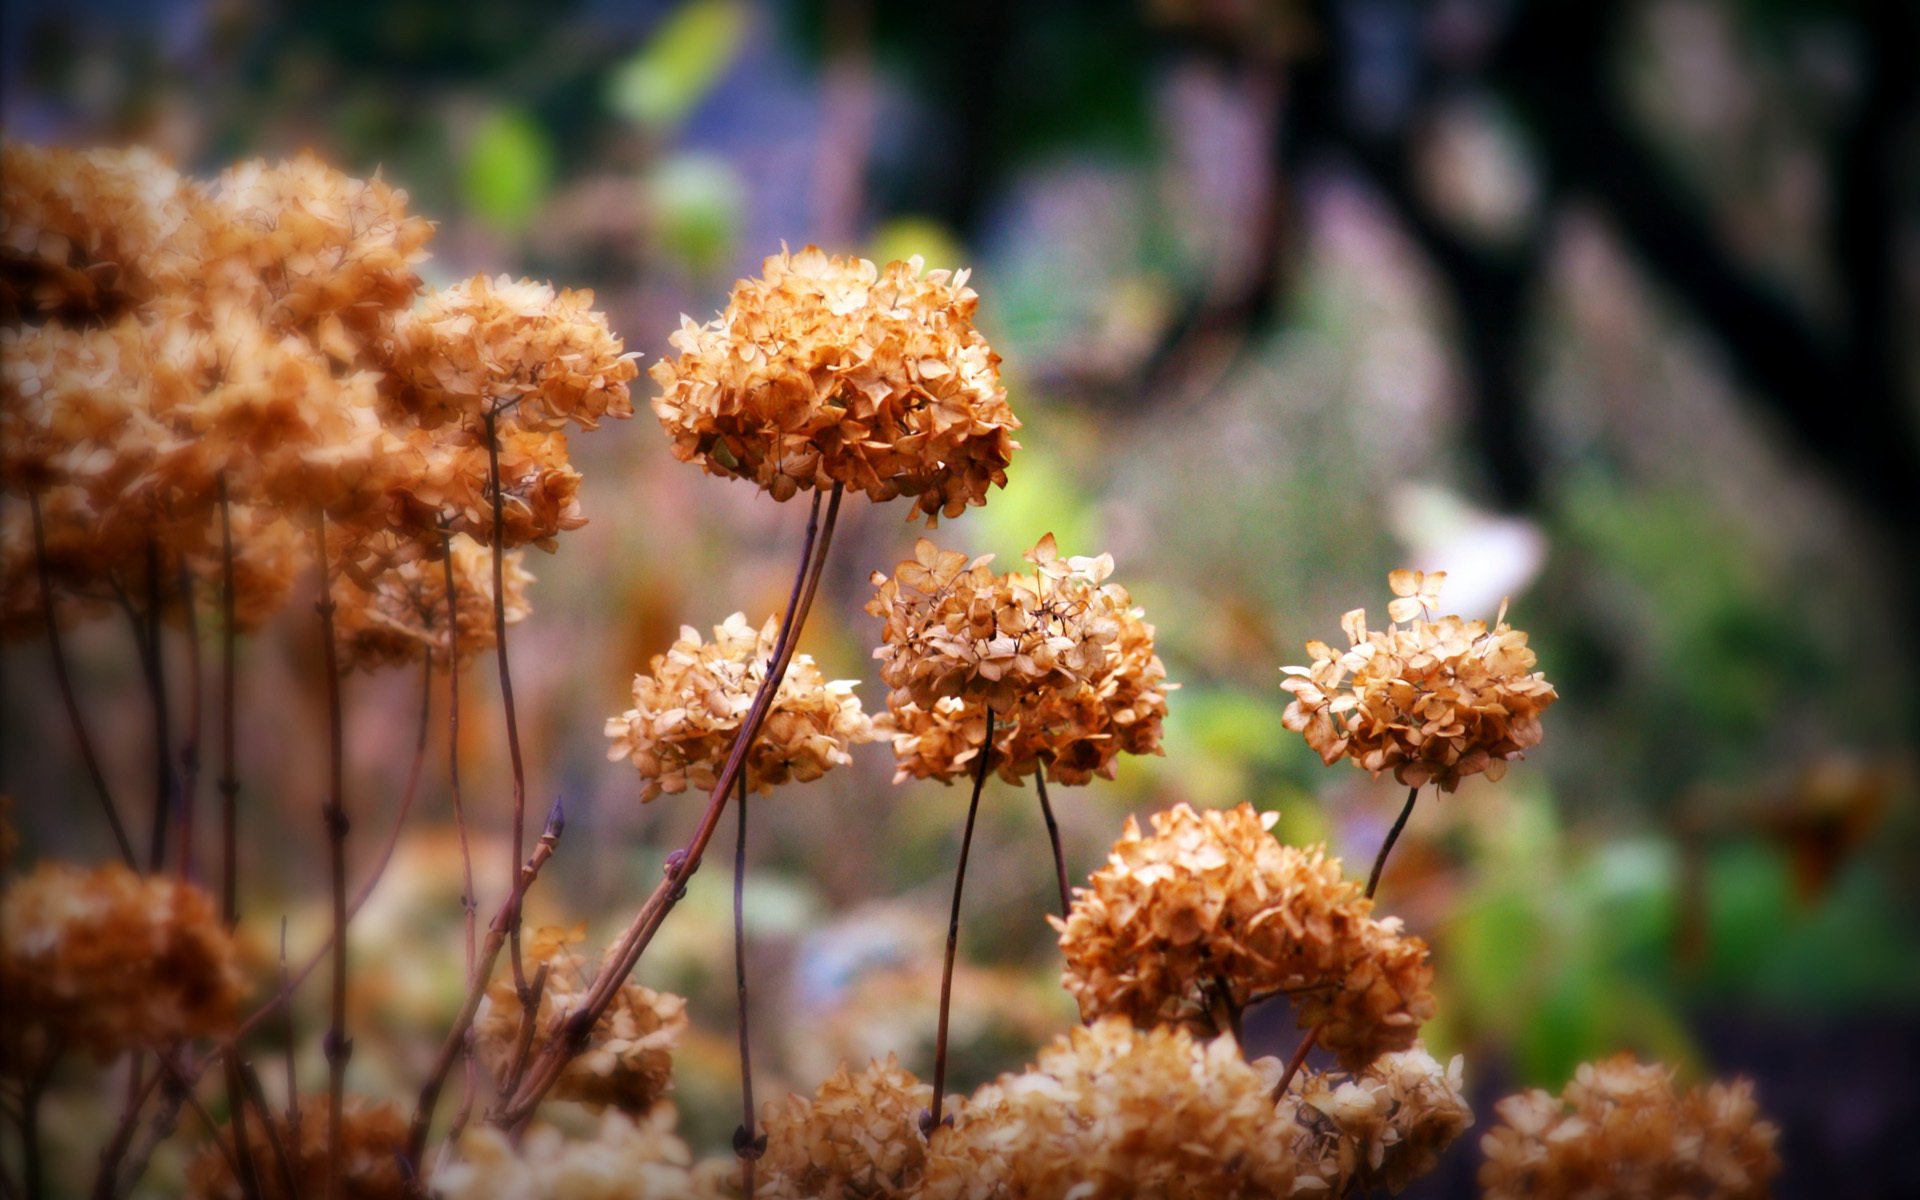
186,1098,409,1200
332,533,531,672
651,246,1018,523
390,421,585,552
437,1107,733,1200
1262,1044,1473,1195
1281,571,1557,792
606,612,875,802
757,1055,932,1199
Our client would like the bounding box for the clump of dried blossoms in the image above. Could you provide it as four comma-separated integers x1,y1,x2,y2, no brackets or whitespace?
867,535,1121,718
1281,570,1557,791
332,533,532,673
651,246,1018,523
1054,803,1436,1070
474,926,689,1113
438,1107,732,1200
920,1017,1296,1199
756,1055,933,1200
1479,1055,1781,1200
1263,1045,1473,1196
1,862,251,1065
186,1097,411,1200
605,612,876,801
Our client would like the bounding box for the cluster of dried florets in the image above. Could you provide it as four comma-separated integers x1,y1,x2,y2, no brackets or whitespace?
438,1107,732,1200
1,140,636,662
650,246,1018,523
1479,1056,1781,1200
1054,803,1435,1069
186,1098,411,1200
605,612,876,801
921,1018,1297,1199
474,926,688,1113
756,1055,933,1200
1281,570,1557,791
0,862,251,1066
332,533,531,673
1266,1045,1473,1195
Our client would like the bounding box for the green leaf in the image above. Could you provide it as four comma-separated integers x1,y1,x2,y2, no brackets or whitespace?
461,107,553,233
609,0,748,130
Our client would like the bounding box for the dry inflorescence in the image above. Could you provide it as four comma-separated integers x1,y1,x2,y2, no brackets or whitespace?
651,246,1018,523
437,1106,733,1200
185,1097,411,1200
332,533,532,672
474,926,689,1114
1263,1045,1474,1196
1054,802,1435,1070
0,861,251,1066
756,1055,933,1200
1478,1055,1781,1200
606,611,875,801
921,1017,1297,1199
1281,570,1557,792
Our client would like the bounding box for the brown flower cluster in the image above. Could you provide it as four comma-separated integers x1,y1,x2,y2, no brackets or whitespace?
1479,1056,1781,1200
1265,1045,1473,1196
332,533,532,673
186,1098,411,1200
867,535,1122,718
438,1106,732,1200
1,861,251,1065
882,591,1169,786
650,246,1018,522
474,926,688,1113
920,1018,1296,1200
1054,803,1435,1070
1281,571,1557,792
757,1055,933,1200
605,612,875,802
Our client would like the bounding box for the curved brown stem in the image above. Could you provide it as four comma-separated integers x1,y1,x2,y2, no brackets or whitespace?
29,491,135,868
310,514,350,1200
1034,770,1070,918
442,531,478,1129
732,770,763,1189
482,408,530,998
927,705,995,1131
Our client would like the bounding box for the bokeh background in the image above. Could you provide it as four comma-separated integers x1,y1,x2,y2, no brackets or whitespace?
5,0,1918,1194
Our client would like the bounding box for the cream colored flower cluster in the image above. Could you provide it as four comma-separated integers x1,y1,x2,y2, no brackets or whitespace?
333,533,532,673
1479,1056,1781,1200
606,612,876,802
921,1018,1298,1200
651,246,1019,523
474,926,688,1114
756,1055,933,1200
438,1107,732,1200
1264,1045,1473,1196
1281,570,1557,792
0,861,251,1067
1053,803,1435,1070
186,1098,410,1200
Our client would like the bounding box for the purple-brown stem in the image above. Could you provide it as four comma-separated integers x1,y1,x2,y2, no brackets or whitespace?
279,919,300,1138
482,408,531,999
1034,769,1070,918
137,539,175,872
217,475,240,923
310,513,350,1200
237,1062,299,1200
174,558,203,882
442,531,479,1128
221,1059,265,1200
927,705,996,1131
91,1061,164,1200
495,485,842,1130
732,770,764,1191
29,491,135,868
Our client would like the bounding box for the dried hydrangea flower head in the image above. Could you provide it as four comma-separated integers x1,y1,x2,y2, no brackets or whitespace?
867,534,1121,721
389,273,638,431
185,1097,411,1200
1054,802,1436,1070
1281,570,1557,792
438,1106,733,1200
0,141,195,322
606,611,875,802
920,1017,1296,1199
756,1055,933,1200
651,245,1018,522
474,925,688,1113
882,591,1170,786
0,862,251,1066
1479,1055,1781,1200
1262,1044,1473,1195
390,420,586,552
332,533,532,672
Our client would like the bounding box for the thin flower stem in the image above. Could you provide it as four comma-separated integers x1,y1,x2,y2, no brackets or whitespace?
732,770,762,1191
222,1059,265,1200
138,539,175,872
174,558,203,881
217,477,240,924
29,491,136,868
1034,770,1070,918
928,705,996,1132
237,1062,300,1200
482,407,530,999
310,513,350,1200
91,1062,164,1200
496,485,843,1130
279,920,300,1138
442,531,479,1130
21,1058,51,1200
